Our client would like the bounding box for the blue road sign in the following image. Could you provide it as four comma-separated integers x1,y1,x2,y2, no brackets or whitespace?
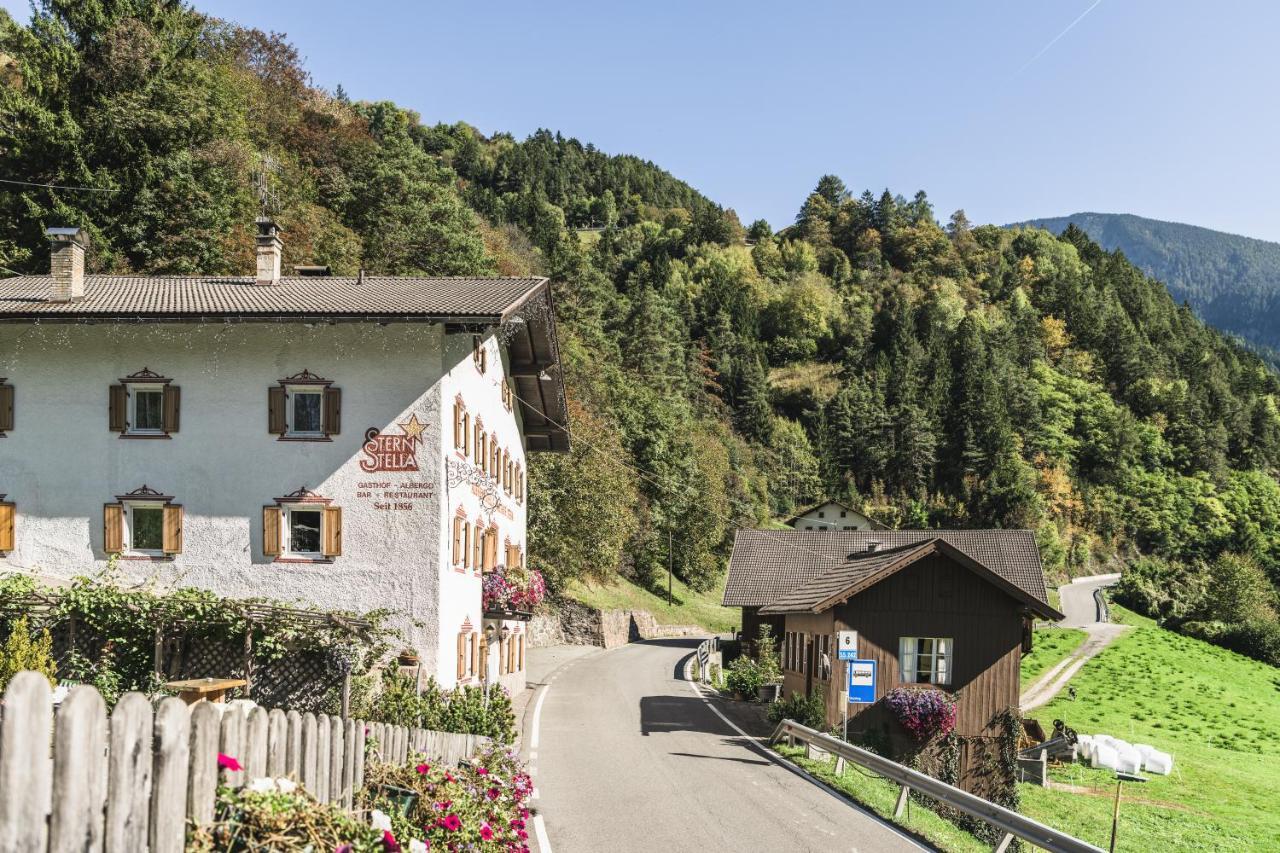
847,659,876,704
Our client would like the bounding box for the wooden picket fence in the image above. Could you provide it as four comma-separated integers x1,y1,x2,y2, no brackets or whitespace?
0,672,490,852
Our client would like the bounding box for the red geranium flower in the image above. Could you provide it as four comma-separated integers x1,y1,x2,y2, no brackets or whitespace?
480,823,494,841
442,814,462,832
486,787,501,801
216,753,242,772
382,830,401,852
416,763,431,775
476,767,489,776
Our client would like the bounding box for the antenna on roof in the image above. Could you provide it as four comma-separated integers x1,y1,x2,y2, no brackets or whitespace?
254,154,281,218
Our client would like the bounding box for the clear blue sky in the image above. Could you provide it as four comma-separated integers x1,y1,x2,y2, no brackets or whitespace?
6,0,1279,240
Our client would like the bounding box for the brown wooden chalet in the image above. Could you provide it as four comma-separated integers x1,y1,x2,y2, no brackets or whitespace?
724,529,1062,787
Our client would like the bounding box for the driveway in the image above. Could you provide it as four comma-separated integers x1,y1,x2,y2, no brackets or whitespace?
1021,574,1127,710
524,639,928,853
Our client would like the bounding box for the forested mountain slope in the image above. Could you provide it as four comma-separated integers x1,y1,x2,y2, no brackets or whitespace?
1019,212,1280,359
1,1,1277,665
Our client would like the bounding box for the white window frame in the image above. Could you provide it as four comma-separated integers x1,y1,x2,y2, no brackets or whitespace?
283,504,325,559
128,383,166,435
124,501,165,556
285,385,325,438
899,636,953,686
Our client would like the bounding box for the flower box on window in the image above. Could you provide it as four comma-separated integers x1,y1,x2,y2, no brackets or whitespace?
481,566,545,620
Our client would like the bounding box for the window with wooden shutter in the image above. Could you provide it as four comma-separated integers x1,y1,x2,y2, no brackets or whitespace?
263,506,281,556
470,632,479,676
0,381,13,434
268,386,286,434
518,635,526,672
103,503,124,553
161,504,184,554
323,387,341,436
162,386,181,433
457,632,466,679
452,516,464,565
452,402,463,449
463,522,472,569
108,385,127,432
499,635,507,675
491,443,501,481
483,528,498,572
480,635,489,678
507,633,516,673
0,501,14,552
322,506,342,557
472,525,484,571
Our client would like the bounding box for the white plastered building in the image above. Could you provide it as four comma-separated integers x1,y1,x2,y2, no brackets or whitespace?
0,223,569,695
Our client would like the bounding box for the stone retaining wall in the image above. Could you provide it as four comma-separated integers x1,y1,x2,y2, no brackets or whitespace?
529,599,706,648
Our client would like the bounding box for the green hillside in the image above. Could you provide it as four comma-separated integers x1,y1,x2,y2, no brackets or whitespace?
2,1,1278,668
1020,606,1280,851
1019,212,1280,361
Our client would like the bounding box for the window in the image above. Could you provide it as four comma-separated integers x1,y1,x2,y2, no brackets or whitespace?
452,515,472,568
473,336,487,373
472,522,485,571
503,451,512,494
268,371,340,440
473,420,485,467
818,511,825,519
490,440,501,482
109,369,179,438
457,624,477,681
483,526,498,572
104,486,182,557
840,511,847,518
501,379,513,410
515,465,524,504
0,380,12,435
476,428,487,473
453,400,470,454
899,637,953,686
0,498,14,552
264,488,342,560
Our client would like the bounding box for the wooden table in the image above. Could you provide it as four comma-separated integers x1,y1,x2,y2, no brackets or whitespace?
163,677,247,705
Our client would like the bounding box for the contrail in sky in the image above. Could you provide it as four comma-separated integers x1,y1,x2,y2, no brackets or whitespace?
1014,0,1106,76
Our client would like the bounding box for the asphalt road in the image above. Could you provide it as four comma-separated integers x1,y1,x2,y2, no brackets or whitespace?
1057,573,1121,628
529,639,928,853
1021,573,1126,710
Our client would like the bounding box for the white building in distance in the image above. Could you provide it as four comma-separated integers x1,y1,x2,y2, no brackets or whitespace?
786,500,888,532
0,222,569,694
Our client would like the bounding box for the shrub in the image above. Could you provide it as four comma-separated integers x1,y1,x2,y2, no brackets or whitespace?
885,687,957,740
188,786,386,852
767,690,825,729
371,671,516,743
754,623,781,682
0,616,56,692
724,656,764,698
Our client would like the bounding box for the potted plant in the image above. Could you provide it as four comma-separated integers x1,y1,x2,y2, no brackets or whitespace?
754,624,783,702
397,648,419,667
482,565,546,616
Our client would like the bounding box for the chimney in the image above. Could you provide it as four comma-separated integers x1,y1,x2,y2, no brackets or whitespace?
255,217,282,285
866,541,881,553
45,227,87,302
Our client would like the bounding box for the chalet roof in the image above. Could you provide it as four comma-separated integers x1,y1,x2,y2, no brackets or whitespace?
723,529,1058,618
0,274,570,452
757,538,1064,620
0,275,546,321
784,499,889,530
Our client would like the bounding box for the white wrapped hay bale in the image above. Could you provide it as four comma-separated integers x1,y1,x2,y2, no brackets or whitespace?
1092,742,1120,770
1143,749,1174,775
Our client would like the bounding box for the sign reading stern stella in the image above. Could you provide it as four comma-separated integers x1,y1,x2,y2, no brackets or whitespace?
361,414,426,472
357,414,435,511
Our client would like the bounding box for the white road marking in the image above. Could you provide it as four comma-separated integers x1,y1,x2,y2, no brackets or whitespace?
530,683,550,750
533,814,552,853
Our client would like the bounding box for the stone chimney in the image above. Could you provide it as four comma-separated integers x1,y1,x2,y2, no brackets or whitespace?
255,217,282,285
45,227,87,302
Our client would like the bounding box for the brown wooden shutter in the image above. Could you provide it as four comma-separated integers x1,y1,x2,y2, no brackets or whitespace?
108,385,127,432
322,506,342,557
323,387,341,436
479,636,489,678
0,502,14,552
262,506,280,556
268,386,286,435
162,504,184,554
519,635,525,672
456,633,466,679
471,633,480,676
0,383,13,433
452,517,463,565
103,503,123,553
499,636,506,675
162,385,180,433
507,635,516,673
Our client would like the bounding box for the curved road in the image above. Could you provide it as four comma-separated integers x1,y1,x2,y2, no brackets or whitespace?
527,639,927,853
1021,573,1126,710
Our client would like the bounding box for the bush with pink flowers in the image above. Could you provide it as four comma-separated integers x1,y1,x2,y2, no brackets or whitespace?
482,565,546,613
884,687,957,740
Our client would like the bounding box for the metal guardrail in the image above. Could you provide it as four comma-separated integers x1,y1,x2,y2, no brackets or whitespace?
1093,587,1110,623
770,719,1104,853
695,636,717,684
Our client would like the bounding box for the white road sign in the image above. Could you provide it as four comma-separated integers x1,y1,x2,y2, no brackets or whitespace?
837,630,858,660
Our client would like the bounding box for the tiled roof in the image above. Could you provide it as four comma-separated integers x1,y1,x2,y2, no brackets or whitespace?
724,529,1055,616
758,541,934,614
0,275,548,320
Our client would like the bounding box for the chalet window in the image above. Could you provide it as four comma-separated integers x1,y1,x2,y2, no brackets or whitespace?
483,526,498,572
264,489,341,560
457,625,477,681
899,637,952,686
501,379,513,410
110,369,179,438
472,522,485,571
104,486,182,557
503,451,512,494
452,515,471,568
515,464,524,504
453,400,470,454
476,427,487,473
472,335,488,373
0,380,15,435
0,498,14,552
269,370,340,440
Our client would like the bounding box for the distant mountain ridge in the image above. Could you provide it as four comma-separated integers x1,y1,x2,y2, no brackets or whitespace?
1014,212,1280,357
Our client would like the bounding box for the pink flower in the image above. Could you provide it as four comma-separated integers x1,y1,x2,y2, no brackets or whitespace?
217,753,242,772
416,762,431,775
444,771,455,782
517,829,528,841
382,830,401,851
476,767,489,776
510,819,525,830
336,846,353,853
486,787,500,801
480,823,494,841
442,813,462,832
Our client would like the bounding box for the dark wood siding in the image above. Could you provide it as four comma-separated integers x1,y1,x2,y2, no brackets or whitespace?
779,551,1024,784
740,606,783,653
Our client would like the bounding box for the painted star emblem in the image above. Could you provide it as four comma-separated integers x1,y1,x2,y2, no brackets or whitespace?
398,413,426,442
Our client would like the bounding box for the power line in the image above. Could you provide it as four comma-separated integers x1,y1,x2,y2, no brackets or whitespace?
0,177,117,193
